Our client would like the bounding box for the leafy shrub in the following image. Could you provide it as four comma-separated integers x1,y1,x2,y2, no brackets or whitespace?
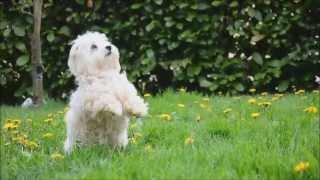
1,0,319,104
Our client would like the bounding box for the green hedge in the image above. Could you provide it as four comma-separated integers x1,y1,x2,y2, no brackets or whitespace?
1,0,319,104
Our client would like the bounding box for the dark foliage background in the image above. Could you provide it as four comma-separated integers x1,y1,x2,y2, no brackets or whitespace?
1,0,319,104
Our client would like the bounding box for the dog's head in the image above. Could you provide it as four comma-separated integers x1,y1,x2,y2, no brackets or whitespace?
68,32,120,77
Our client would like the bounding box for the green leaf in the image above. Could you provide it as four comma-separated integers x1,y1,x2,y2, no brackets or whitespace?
154,0,163,5
252,52,263,65
158,39,166,45
0,21,7,29
187,66,201,76
278,81,289,92
255,11,262,21
234,83,245,92
15,42,26,52
229,1,238,7
58,26,70,36
3,29,10,37
197,3,210,10
209,84,219,91
176,23,183,30
211,1,223,7
199,78,212,87
168,42,178,50
146,49,154,59
165,21,174,27
251,33,265,43
47,33,55,42
248,8,256,17
75,0,85,5
13,26,25,37
94,0,103,10
146,22,155,32
0,75,6,86
131,3,143,9
16,55,29,66
268,60,282,68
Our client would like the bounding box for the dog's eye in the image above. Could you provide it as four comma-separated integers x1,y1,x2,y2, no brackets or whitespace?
91,44,98,50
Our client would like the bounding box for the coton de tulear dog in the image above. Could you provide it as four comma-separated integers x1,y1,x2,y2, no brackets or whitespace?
64,32,148,154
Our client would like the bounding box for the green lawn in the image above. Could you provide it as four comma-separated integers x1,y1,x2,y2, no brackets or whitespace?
1,90,319,179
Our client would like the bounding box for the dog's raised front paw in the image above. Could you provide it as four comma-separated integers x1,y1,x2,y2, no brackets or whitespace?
125,99,148,117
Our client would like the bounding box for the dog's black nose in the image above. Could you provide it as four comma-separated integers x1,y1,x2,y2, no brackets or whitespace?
105,46,112,51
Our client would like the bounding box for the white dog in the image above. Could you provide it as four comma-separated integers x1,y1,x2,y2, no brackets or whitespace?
64,32,148,154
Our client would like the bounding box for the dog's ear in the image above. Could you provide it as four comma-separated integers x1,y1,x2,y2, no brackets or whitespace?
68,45,80,76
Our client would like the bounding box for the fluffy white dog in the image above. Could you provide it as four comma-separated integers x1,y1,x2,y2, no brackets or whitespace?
64,32,148,154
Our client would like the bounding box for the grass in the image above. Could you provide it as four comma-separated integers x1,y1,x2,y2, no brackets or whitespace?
1,90,319,179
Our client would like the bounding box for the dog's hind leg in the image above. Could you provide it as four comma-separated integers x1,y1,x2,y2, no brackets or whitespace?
109,118,129,148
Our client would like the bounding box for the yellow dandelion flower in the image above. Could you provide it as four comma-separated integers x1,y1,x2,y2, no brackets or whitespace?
3,122,18,130
134,132,143,139
159,113,172,121
304,106,318,114
143,93,151,97
223,108,232,114
44,118,53,123
144,144,153,152
294,161,310,173
130,137,137,144
312,90,319,94
10,130,19,135
251,112,260,118
26,141,39,150
199,103,207,108
258,101,272,107
179,87,186,92
17,137,29,146
195,115,201,122
249,88,256,93
177,103,185,108
12,119,21,125
51,153,65,160
261,92,268,96
248,98,257,104
295,89,305,95
202,97,210,102
274,93,284,98
42,133,54,139
185,136,194,145
12,136,23,144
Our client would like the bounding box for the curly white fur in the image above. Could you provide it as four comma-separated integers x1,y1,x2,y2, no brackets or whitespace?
64,32,148,154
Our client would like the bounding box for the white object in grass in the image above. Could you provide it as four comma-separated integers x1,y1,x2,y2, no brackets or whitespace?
21,98,33,108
